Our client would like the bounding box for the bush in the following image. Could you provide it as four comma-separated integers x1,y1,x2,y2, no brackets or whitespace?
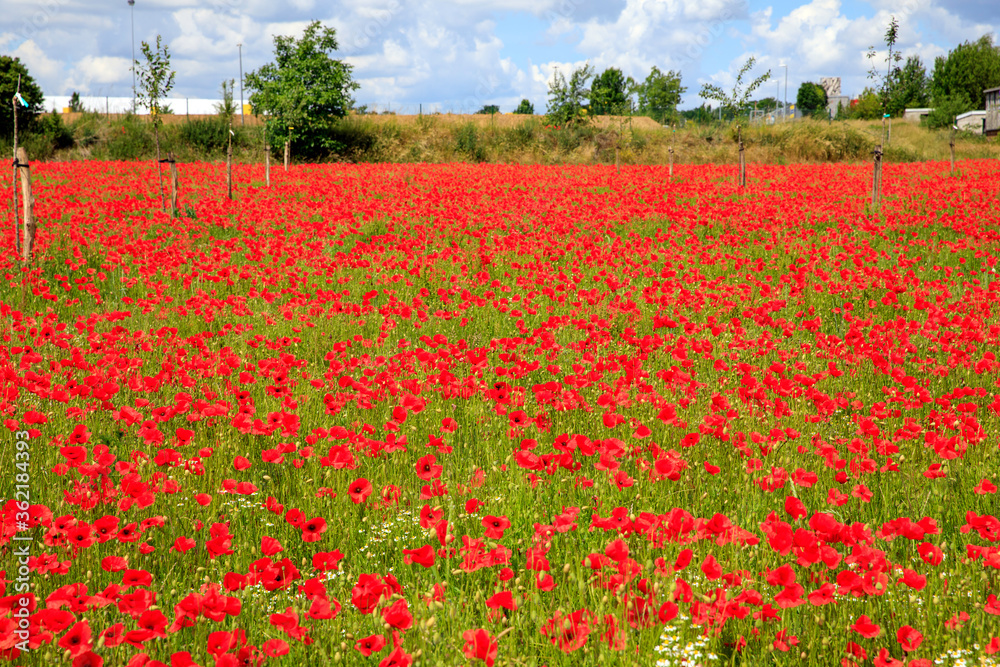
923,94,973,130
455,124,485,162
179,118,232,152
105,116,154,160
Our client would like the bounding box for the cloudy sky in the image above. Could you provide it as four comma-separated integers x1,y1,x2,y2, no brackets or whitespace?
2,0,997,114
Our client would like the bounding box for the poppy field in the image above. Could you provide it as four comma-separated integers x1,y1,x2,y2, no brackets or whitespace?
2,159,1000,667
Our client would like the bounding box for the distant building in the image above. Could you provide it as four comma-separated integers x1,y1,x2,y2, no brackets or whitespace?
956,110,986,134
986,87,1000,137
903,108,933,123
820,77,850,118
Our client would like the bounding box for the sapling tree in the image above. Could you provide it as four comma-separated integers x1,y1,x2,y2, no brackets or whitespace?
699,57,771,120
867,16,902,143
135,35,175,210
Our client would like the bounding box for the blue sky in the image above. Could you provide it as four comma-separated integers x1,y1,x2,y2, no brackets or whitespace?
2,0,998,114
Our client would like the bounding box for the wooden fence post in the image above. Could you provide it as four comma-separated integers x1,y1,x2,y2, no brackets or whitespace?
737,125,746,188
169,154,179,216
284,141,290,172
227,122,233,200
871,144,883,209
15,147,35,262
668,124,674,178
950,120,956,175
265,146,271,188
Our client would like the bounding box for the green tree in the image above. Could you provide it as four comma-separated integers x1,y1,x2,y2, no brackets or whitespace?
842,88,882,120
69,91,85,113
590,67,629,115
866,16,902,118
135,34,175,210
923,93,973,129
513,99,534,115
0,56,44,139
753,96,779,113
475,104,500,115
215,79,237,120
699,57,771,119
245,21,360,158
796,82,828,116
680,104,715,124
545,64,595,126
931,35,1000,111
635,67,686,124
886,56,928,116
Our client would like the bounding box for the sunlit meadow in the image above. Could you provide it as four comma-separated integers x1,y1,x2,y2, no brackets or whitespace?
1,159,999,667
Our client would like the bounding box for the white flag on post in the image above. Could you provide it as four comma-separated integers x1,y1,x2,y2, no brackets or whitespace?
14,92,28,107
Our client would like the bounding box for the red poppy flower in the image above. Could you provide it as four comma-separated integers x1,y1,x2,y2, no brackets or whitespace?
896,625,922,652
403,544,436,568
58,620,92,657
348,478,373,504
262,638,290,657
482,515,511,539
485,591,516,610
355,634,387,656
850,614,881,638
302,517,328,542
415,454,443,480
462,629,499,667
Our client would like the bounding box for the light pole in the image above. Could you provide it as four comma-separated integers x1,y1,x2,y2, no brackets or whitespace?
238,42,244,126
128,0,136,113
779,62,788,122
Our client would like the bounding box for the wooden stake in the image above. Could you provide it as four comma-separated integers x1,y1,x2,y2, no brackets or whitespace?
12,81,21,258
872,144,883,209
737,125,746,188
668,124,674,178
284,141,289,172
15,147,35,262
615,147,620,174
169,154,179,216
265,146,271,188
950,120,956,175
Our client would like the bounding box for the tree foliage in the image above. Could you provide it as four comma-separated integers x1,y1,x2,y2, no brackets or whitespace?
699,57,771,118
215,79,237,120
475,104,500,115
513,99,534,115
866,16,902,118
545,64,594,126
930,35,1000,111
0,55,45,138
796,82,828,116
590,67,630,116
886,56,929,116
135,35,176,127
635,67,685,124
245,21,360,158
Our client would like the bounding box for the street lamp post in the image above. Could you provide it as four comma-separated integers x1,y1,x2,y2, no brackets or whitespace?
238,43,244,126
779,62,788,122
128,0,136,113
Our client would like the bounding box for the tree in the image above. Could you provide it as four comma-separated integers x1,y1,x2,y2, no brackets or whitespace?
844,88,883,120
680,104,716,124
866,16,903,119
135,34,175,210
245,21,360,158
700,57,771,119
635,67,686,124
513,99,534,115
795,82,828,116
215,79,237,120
931,35,1000,111
886,56,928,116
924,93,972,129
590,67,629,115
69,92,85,113
753,96,779,113
475,104,500,115
546,64,594,126
0,56,44,139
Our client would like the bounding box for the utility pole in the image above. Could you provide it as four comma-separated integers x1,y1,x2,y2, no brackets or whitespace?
128,0,136,113
238,42,245,126
779,62,788,122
